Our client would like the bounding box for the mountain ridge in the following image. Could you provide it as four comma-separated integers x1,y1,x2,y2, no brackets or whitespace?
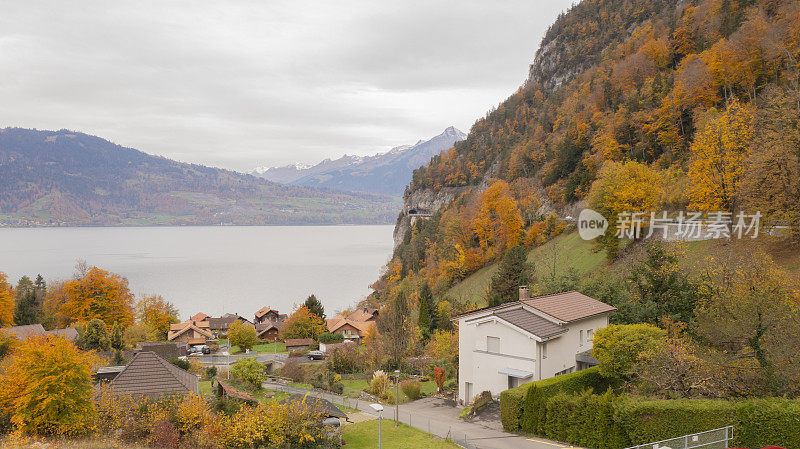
253,127,466,195
0,127,400,226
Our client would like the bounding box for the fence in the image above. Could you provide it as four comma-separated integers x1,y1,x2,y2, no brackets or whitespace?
623,427,733,449
192,351,260,365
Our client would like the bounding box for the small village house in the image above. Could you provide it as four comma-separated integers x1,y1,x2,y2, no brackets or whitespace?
1,324,79,342
167,319,213,347
256,321,283,341
254,306,287,325
454,288,616,404
324,307,378,341
207,313,253,337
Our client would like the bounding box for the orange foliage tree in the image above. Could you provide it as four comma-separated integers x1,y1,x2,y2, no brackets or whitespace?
0,335,99,435
471,180,523,259
136,295,180,341
688,98,753,213
61,267,135,327
0,272,15,327
279,305,325,340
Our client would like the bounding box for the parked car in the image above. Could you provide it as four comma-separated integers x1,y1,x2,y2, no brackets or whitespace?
308,350,325,360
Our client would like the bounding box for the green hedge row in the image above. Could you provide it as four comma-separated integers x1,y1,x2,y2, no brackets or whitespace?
500,369,800,449
500,366,620,431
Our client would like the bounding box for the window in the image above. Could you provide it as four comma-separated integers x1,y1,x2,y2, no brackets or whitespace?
587,329,594,342
487,336,500,354
541,342,548,359
579,330,584,346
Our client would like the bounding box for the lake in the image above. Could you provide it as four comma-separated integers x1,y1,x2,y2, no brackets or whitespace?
0,225,394,320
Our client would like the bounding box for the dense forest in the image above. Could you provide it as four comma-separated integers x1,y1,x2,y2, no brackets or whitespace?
0,128,399,226
377,0,800,300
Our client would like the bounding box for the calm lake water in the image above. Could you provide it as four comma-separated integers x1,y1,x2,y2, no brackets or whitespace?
0,225,394,320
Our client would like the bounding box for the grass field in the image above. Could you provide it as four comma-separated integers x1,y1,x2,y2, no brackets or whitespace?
342,420,458,448
340,377,437,403
445,231,609,306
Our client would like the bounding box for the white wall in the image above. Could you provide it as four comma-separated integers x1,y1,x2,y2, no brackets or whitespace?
458,317,538,403
538,314,608,378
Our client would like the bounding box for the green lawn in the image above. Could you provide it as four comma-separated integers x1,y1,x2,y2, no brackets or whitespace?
343,420,458,449
445,230,608,306
341,377,437,404
199,380,213,398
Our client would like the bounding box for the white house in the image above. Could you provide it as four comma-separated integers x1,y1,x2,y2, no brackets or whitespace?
454,287,616,404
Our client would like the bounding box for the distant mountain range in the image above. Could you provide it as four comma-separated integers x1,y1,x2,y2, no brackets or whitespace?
0,128,400,226
252,127,466,195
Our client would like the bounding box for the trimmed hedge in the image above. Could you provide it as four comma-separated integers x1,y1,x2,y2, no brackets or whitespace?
500,366,621,431
501,369,800,449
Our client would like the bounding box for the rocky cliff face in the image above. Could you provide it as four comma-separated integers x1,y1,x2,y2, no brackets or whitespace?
393,186,471,250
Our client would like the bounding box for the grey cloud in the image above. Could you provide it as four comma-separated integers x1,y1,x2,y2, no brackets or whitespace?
0,0,572,171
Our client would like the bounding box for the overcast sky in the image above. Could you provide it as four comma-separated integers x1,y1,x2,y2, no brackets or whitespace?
0,1,573,171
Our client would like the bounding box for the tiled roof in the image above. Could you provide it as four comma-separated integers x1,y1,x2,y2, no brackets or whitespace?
522,291,617,322
255,306,277,319
326,317,374,335
167,322,213,341
346,308,377,322
48,327,79,341
280,394,347,419
106,351,199,398
1,324,46,339
284,338,315,347
492,308,566,339
191,312,209,322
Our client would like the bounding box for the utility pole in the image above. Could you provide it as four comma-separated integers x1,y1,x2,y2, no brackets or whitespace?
394,369,400,427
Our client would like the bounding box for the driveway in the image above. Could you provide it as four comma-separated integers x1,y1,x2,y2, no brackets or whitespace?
262,382,579,449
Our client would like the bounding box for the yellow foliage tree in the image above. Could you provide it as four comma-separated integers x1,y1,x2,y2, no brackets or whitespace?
61,267,135,327
136,295,180,341
279,305,325,340
688,98,754,213
0,335,99,435
0,272,15,327
471,180,523,259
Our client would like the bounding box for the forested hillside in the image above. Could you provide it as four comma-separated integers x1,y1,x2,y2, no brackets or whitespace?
0,128,399,226
375,0,800,302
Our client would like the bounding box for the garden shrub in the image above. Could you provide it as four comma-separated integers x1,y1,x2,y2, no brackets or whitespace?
230,357,266,390
318,332,344,344
280,359,305,383
400,380,422,400
170,357,191,371
326,343,362,374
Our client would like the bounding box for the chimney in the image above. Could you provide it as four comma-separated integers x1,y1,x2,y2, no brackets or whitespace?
519,285,530,301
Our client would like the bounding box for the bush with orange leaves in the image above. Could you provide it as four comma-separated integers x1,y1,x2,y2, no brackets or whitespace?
0,334,100,436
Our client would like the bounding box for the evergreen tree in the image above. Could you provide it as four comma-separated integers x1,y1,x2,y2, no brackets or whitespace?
418,283,435,337
110,321,125,350
487,246,533,307
304,294,326,320
13,275,40,325
81,318,110,351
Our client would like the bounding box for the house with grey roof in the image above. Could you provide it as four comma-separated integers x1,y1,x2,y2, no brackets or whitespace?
104,351,199,398
453,287,616,404
1,324,79,342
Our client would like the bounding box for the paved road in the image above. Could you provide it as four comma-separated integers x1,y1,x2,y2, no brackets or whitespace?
262,382,579,449
190,352,288,366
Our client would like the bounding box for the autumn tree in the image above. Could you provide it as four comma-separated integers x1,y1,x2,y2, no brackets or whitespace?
688,98,754,213
0,335,98,435
279,305,325,340
471,180,524,260
425,329,458,369
109,321,124,350
136,295,180,341
377,290,414,369
0,272,15,327
228,320,258,352
588,161,663,259
592,323,667,379
487,245,533,307
740,87,800,239
694,251,800,394
303,294,325,320
62,267,134,327
41,281,70,330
